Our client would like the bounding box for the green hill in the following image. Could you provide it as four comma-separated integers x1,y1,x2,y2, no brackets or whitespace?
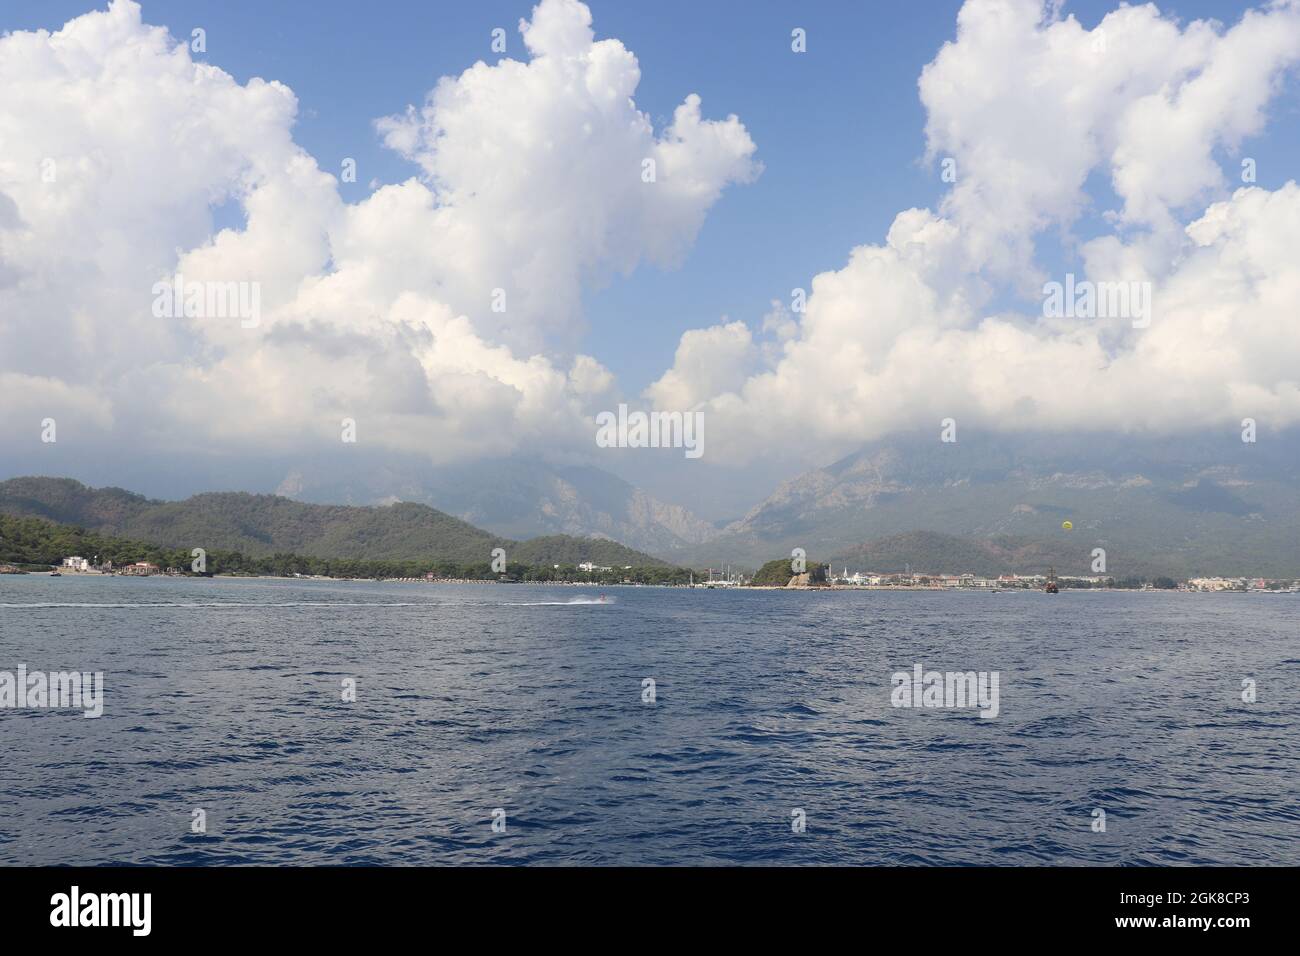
0,513,169,569
0,477,668,568
0,512,691,584
749,558,830,586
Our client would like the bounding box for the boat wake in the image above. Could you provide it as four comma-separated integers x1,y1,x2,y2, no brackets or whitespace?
1,596,618,610
0,601,440,609
506,596,615,606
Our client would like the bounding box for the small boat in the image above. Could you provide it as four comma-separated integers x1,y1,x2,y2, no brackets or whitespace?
49,571,62,577
1044,569,1059,594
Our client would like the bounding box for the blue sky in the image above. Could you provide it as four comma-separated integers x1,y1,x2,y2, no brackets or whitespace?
3,0,1300,522
9,0,1295,394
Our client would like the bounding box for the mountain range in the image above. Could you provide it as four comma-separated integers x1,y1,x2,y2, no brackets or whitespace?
0,477,668,568
4,428,1296,577
270,455,718,555
678,432,1300,577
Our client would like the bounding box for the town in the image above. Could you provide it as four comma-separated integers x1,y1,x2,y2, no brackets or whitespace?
0,556,1297,593
692,565,1300,592
0,556,175,577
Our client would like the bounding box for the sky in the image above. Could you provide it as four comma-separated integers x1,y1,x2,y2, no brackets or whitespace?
0,0,957,390
2,0,1299,516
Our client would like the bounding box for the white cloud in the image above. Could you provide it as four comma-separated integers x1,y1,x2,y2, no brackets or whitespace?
656,0,1300,465
645,320,757,412
4,0,1298,485
373,0,758,352
568,354,614,397
918,0,1300,282
0,0,757,468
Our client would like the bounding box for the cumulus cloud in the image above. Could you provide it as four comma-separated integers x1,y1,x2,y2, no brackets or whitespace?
919,0,1300,280
645,320,757,412
373,0,758,351
5,0,1299,487
0,0,757,467
656,0,1300,465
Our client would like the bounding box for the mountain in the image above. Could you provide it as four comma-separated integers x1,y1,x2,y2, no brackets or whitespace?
677,432,1300,577
0,477,670,567
12,424,1298,577
272,456,716,554
827,531,1095,577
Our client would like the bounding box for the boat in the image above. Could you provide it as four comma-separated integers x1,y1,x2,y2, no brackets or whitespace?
49,570,62,577
1044,568,1059,594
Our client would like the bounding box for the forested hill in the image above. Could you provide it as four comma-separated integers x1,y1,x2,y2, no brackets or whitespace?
0,477,668,567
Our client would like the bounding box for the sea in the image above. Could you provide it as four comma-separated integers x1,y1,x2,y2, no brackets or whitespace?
1,575,1296,866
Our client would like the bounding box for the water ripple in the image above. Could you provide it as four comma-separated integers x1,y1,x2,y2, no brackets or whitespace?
1,576,1297,865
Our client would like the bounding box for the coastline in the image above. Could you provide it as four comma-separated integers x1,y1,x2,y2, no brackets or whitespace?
7,572,1295,593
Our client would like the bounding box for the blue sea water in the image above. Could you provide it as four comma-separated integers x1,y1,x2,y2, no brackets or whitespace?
0,575,1296,866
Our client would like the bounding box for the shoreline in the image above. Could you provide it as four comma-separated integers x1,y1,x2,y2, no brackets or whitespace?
5,572,1295,593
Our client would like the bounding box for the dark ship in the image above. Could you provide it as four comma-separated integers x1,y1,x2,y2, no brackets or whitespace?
1044,568,1059,594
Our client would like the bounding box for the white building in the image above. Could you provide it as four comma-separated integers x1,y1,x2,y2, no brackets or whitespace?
61,556,91,572
1188,577,1247,591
